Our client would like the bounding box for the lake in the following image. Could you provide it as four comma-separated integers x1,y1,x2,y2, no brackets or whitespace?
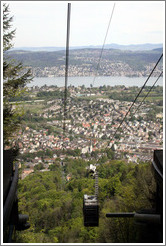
28,76,163,88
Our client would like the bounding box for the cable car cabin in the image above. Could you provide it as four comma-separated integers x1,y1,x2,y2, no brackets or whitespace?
83,194,99,227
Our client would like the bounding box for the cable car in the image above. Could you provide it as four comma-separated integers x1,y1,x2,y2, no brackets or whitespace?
83,170,99,227
83,194,99,227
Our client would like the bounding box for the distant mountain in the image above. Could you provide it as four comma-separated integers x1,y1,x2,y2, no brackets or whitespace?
104,43,163,51
152,48,163,52
11,43,163,52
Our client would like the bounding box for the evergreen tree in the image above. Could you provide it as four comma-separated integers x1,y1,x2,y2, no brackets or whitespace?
3,4,32,147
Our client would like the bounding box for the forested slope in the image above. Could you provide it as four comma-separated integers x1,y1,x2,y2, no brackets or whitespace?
16,158,156,243
8,48,163,69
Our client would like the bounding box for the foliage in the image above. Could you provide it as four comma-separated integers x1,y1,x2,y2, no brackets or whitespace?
3,4,32,146
16,158,156,243
108,86,163,104
8,47,163,71
36,90,64,98
34,163,44,171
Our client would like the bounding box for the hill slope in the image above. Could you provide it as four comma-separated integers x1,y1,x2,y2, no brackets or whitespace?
7,48,163,77
8,48,163,67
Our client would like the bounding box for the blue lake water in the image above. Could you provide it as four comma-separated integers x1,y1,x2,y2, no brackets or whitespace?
28,76,163,88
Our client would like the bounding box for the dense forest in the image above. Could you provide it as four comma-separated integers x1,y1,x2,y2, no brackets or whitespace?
16,156,156,243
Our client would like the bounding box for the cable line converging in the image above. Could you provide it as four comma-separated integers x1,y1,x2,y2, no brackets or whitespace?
110,53,163,142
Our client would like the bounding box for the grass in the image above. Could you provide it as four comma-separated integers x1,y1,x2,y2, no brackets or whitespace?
143,96,163,102
20,101,46,113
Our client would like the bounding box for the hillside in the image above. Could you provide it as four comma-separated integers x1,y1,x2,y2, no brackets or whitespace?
7,48,163,77
16,158,156,243
8,48,163,68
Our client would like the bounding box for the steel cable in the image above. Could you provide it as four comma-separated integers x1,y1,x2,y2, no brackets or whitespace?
110,53,163,141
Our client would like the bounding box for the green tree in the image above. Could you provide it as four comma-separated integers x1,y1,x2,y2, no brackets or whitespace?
3,4,32,147
34,163,44,171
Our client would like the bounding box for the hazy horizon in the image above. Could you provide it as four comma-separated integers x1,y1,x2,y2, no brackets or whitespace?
3,1,164,47
13,42,163,48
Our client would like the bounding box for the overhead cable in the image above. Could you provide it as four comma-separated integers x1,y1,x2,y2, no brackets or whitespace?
111,53,163,141
133,71,163,115
92,3,116,87
63,3,71,136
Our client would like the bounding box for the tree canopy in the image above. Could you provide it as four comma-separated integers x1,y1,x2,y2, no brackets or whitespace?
3,3,32,147
16,158,156,243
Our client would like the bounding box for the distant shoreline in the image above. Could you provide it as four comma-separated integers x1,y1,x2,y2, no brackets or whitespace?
28,76,163,88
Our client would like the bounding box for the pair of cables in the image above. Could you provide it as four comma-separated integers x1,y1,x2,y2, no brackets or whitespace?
111,54,163,142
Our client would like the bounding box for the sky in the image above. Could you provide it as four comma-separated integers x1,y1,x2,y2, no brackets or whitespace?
2,1,165,48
